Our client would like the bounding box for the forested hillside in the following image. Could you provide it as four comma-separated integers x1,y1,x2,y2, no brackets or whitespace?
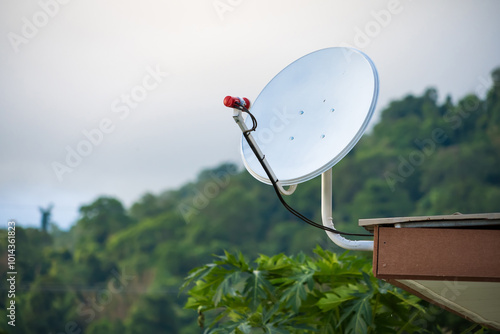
1,68,499,333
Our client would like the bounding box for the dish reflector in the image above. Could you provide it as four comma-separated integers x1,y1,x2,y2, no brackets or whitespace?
241,47,379,185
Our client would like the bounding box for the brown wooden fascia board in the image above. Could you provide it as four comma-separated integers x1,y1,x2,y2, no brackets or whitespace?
373,226,500,282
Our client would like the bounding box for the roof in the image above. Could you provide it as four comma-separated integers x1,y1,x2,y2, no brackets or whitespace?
359,212,500,231
359,212,500,331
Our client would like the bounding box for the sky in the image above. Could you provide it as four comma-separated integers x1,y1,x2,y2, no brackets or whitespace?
1,0,499,230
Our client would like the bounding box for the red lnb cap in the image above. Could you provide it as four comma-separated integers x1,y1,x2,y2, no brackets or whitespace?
223,96,250,109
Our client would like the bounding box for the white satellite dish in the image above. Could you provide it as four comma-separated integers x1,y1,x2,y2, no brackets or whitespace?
225,47,378,251
241,47,378,186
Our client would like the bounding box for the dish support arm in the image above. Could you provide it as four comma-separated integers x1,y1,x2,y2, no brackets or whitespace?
322,168,373,251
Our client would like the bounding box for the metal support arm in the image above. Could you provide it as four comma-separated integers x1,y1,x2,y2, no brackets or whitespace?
233,109,297,196
321,168,373,251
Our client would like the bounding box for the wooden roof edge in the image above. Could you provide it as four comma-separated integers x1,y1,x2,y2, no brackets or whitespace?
359,212,500,227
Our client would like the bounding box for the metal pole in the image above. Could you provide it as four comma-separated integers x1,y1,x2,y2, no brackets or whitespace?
321,169,374,251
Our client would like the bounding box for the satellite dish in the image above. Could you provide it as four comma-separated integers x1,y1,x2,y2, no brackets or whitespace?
225,47,378,251
240,47,379,186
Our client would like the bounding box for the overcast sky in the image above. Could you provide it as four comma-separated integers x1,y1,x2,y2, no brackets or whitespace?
1,0,499,229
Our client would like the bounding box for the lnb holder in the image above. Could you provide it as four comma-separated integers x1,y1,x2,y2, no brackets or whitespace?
223,96,251,109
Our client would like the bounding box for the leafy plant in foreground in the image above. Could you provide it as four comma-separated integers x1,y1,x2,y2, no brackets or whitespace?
183,246,447,334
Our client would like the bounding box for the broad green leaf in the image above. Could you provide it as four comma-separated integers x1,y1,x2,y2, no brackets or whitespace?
236,322,252,334
213,271,241,306
317,289,356,311
338,294,373,333
262,302,282,324
347,312,368,334
243,270,274,311
279,270,314,312
262,323,291,334
387,290,427,313
181,263,217,291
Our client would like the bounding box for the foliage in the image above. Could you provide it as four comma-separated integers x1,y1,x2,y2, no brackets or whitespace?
183,247,477,333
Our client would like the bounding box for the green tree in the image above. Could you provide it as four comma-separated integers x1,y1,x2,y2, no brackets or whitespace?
15,275,78,334
85,318,126,334
350,179,413,219
74,196,134,249
125,294,179,333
